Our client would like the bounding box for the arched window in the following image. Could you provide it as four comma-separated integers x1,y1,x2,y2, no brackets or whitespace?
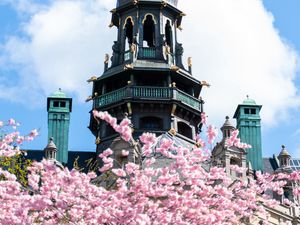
143,15,155,47
165,20,172,47
125,17,133,45
140,117,163,130
177,122,193,139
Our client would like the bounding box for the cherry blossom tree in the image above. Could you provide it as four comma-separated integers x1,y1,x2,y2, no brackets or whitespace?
0,114,299,225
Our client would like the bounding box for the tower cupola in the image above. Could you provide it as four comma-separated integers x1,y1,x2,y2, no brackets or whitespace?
44,137,57,160
220,116,235,140
278,145,291,168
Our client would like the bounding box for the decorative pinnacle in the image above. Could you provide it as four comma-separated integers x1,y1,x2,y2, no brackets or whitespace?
282,145,285,149
225,116,229,120
246,95,249,99
50,137,54,141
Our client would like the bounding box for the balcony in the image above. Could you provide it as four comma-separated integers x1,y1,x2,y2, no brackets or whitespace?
94,86,202,111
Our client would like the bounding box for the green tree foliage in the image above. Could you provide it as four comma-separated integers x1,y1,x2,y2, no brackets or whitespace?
0,152,32,187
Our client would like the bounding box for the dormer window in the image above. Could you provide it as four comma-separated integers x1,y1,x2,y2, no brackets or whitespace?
143,14,155,47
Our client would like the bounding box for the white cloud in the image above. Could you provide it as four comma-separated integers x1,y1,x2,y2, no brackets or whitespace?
0,0,299,126
0,0,115,104
178,0,299,127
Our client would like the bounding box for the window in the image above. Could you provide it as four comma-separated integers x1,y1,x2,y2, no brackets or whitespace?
53,101,59,107
140,117,163,130
244,108,250,114
251,109,256,114
165,20,172,47
143,15,155,47
60,101,66,107
177,122,193,139
125,17,133,45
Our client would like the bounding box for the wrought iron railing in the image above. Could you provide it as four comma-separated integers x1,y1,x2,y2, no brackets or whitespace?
94,86,202,110
175,89,201,110
139,47,156,59
124,50,131,61
132,86,172,99
94,87,127,107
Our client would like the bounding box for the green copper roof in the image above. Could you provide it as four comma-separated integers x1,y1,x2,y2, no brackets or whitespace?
50,88,67,98
242,95,256,105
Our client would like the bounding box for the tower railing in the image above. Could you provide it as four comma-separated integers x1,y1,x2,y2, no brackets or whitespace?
175,89,202,110
138,47,156,59
94,87,127,107
94,86,202,110
124,50,131,61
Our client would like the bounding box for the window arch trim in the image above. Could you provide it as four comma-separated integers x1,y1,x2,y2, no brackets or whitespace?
142,13,157,25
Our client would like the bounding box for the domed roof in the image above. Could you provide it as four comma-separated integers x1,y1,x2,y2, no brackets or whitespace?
44,137,57,151
50,88,67,98
242,95,256,105
279,145,290,157
221,116,235,130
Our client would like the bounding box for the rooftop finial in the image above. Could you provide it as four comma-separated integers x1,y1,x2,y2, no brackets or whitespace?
282,145,285,149
246,95,249,99
225,116,229,120
59,88,62,92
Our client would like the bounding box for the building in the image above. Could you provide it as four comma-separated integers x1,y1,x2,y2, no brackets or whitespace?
24,1,300,224
88,0,205,164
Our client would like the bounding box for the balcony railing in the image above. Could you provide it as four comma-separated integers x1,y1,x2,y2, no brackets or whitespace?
139,47,156,59
94,87,127,107
124,50,131,61
133,86,171,99
175,89,202,110
94,86,202,110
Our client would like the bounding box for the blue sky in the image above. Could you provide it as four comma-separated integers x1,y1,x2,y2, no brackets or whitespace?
0,0,299,157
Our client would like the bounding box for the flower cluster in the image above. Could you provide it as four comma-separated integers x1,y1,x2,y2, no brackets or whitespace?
0,114,299,225
225,129,252,149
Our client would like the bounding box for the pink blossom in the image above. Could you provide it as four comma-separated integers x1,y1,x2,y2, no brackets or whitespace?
29,129,39,137
207,125,218,144
201,112,207,124
8,118,16,126
0,112,299,225
112,169,126,177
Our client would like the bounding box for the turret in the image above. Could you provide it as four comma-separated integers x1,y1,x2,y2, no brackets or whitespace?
47,89,72,164
44,137,57,160
89,0,206,158
233,96,263,171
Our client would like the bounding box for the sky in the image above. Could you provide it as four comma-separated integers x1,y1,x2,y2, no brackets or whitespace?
0,0,299,157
